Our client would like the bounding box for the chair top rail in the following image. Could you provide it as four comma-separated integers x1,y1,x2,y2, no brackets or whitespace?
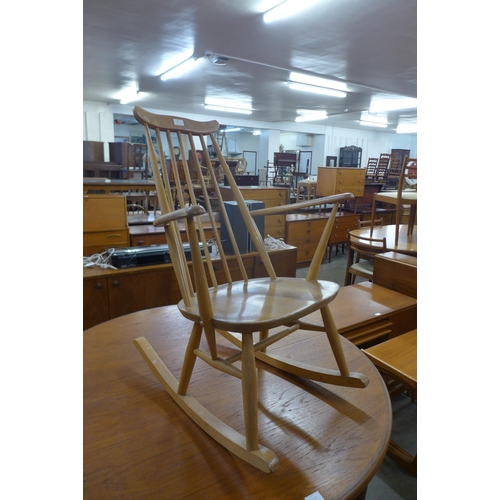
134,106,219,135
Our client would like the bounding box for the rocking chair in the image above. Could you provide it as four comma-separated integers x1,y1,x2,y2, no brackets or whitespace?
131,106,369,473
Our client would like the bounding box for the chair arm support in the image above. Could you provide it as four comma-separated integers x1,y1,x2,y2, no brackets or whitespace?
249,193,354,217
153,205,206,227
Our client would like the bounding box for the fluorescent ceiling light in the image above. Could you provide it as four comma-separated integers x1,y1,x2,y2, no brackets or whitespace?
295,111,327,122
360,120,387,128
288,81,346,98
263,0,321,23
160,56,200,81
204,104,252,115
118,88,142,104
224,127,242,133
290,72,346,92
370,98,417,112
397,123,418,134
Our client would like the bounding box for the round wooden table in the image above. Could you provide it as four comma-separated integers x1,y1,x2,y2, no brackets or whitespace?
84,306,392,500
350,224,417,256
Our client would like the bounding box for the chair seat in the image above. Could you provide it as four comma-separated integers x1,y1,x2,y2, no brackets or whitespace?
349,261,374,279
376,190,417,202
179,277,340,334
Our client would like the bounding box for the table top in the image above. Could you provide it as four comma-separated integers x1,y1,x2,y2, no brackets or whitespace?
363,329,417,390
350,224,417,255
84,305,392,499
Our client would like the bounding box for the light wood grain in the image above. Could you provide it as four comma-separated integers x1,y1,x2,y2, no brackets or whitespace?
130,107,371,472
84,306,392,499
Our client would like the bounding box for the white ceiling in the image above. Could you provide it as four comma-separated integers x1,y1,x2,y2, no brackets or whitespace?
83,0,417,134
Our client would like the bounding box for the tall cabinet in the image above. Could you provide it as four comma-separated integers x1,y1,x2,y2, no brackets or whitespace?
390,149,411,170
339,146,362,168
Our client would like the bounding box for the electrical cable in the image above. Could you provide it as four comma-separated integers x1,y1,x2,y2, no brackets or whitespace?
83,248,117,270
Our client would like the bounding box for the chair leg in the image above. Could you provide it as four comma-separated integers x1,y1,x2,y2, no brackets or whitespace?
408,205,417,235
370,199,377,237
320,305,349,376
241,333,259,451
177,322,203,395
395,203,401,247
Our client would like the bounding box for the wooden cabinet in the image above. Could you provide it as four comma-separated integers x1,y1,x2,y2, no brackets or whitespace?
339,146,362,168
286,212,360,265
316,167,366,198
285,214,328,265
329,213,361,246
83,195,130,256
390,149,411,171
109,142,148,179
219,186,288,238
83,245,297,330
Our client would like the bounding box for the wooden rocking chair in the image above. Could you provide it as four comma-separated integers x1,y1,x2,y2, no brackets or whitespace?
131,106,369,473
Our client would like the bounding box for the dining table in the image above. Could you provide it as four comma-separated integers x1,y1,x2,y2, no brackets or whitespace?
84,304,392,500
349,224,417,256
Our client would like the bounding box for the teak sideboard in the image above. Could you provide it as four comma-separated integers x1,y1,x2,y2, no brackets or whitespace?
83,245,297,331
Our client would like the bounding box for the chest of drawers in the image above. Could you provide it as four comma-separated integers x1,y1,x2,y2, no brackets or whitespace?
316,167,366,198
285,214,328,265
83,194,130,256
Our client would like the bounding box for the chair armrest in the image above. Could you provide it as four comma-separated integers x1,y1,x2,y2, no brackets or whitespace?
249,193,354,217
153,205,206,227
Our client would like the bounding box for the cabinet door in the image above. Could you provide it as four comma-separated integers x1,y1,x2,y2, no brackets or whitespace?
83,277,110,330
107,268,175,319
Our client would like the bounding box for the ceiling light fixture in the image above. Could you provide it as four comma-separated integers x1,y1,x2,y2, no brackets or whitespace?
263,0,321,23
288,81,346,98
370,97,417,112
208,53,229,66
223,127,242,133
160,56,201,81
118,88,142,105
295,111,328,122
397,123,418,134
290,72,347,92
204,104,252,115
253,130,261,136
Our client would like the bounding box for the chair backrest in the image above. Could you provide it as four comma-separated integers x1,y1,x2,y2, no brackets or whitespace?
376,153,391,180
132,107,349,311
348,232,388,260
358,218,383,228
365,158,378,178
398,156,417,192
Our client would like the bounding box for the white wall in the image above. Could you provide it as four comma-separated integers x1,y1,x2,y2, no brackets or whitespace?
83,101,115,161
84,100,417,170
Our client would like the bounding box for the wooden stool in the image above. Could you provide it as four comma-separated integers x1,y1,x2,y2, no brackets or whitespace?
363,329,417,476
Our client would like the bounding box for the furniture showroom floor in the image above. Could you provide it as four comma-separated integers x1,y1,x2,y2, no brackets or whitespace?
297,251,417,500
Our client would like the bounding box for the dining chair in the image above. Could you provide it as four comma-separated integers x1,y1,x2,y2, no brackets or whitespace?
370,156,417,246
131,106,369,473
365,157,379,180
344,232,388,286
375,153,391,181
